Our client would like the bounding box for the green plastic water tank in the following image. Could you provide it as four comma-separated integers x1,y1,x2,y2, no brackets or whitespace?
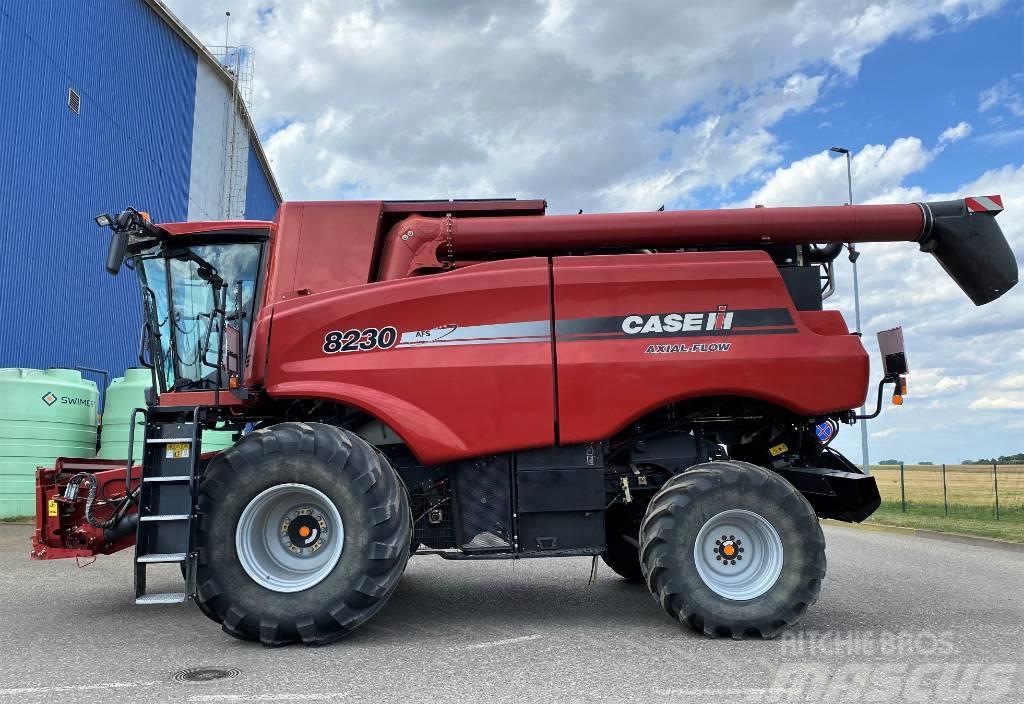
97,368,235,460
97,368,152,460
0,368,99,518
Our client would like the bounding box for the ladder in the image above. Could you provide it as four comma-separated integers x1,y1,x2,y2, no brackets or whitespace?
132,408,202,605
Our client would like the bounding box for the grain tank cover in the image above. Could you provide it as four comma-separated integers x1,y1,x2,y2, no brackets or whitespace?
0,368,98,517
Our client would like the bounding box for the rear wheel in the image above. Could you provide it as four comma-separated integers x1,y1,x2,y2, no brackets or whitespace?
640,460,825,639
194,422,411,645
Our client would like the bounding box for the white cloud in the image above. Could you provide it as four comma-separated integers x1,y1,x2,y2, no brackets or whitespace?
969,394,1024,411
733,137,933,207
909,368,970,397
164,0,1003,212
975,127,1024,146
872,426,908,439
938,121,972,144
995,373,1024,390
979,75,1024,117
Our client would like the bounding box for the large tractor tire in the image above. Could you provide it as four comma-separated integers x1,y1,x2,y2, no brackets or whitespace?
601,503,644,583
639,460,825,639
193,422,411,646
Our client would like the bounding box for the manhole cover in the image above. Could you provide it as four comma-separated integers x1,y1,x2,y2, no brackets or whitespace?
174,667,241,683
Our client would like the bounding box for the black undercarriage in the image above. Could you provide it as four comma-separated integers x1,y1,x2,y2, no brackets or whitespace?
373,399,881,558
163,396,881,561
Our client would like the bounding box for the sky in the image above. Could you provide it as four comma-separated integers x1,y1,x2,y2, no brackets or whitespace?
166,0,1024,465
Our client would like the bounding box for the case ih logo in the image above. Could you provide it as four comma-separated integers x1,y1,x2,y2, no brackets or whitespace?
41,391,57,406
622,305,734,335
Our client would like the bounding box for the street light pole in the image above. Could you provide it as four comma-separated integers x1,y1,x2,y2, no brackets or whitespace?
831,146,870,475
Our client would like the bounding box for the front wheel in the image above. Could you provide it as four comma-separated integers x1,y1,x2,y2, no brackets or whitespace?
639,460,825,639
193,422,411,646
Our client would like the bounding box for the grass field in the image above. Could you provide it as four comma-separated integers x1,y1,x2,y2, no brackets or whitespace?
865,464,1024,542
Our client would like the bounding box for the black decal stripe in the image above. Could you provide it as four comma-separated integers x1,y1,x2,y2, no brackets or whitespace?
559,327,798,343
555,316,627,335
555,308,794,336
732,308,793,327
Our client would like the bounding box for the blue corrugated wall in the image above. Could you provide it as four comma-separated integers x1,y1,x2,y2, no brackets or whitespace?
0,1,279,380
0,0,195,376
245,142,279,220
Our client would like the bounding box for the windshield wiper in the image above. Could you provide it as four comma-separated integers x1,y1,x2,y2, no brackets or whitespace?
167,248,224,290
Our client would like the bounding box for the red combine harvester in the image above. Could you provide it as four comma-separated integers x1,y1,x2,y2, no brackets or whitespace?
33,196,1016,644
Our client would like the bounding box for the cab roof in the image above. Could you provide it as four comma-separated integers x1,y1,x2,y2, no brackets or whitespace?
157,220,273,236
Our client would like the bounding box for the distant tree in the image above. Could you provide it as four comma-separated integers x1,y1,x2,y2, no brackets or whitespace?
878,459,902,465
962,454,1019,464
919,461,934,465
958,454,1024,464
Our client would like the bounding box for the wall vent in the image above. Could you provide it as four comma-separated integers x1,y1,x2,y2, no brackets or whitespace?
67,87,80,115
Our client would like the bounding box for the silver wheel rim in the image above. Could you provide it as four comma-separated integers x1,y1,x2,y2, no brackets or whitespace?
235,483,344,593
693,509,783,600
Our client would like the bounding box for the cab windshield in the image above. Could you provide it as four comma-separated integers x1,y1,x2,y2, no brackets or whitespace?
136,242,263,392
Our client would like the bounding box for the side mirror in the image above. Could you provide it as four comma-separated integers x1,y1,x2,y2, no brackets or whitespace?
876,327,909,377
116,209,136,229
105,230,128,275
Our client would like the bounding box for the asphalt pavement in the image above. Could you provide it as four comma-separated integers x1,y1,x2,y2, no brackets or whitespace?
0,522,1020,704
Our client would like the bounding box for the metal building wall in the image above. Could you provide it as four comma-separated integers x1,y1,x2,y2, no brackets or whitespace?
245,143,280,220
0,0,197,377
187,59,249,221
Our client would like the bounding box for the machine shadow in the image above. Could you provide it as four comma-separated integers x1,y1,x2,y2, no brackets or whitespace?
360,557,677,640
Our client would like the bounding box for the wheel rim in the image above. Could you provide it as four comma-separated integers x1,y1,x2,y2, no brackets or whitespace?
235,483,344,593
693,509,783,600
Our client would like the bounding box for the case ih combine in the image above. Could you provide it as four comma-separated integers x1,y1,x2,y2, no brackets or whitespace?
32,195,1016,644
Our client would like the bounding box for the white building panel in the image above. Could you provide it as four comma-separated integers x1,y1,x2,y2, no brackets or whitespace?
187,60,249,220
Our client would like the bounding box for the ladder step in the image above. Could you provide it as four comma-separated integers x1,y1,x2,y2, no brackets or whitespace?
139,514,190,522
137,552,187,563
146,437,193,444
142,475,191,483
136,592,187,605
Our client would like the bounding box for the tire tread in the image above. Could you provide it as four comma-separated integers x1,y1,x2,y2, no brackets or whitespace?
639,460,825,640
194,422,411,646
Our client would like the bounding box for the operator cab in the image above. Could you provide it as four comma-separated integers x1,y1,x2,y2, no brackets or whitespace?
96,208,269,394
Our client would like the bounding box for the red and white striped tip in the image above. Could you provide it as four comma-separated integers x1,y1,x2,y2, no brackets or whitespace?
965,195,1004,213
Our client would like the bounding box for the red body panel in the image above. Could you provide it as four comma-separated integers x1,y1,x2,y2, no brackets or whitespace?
264,258,557,464
266,201,384,302
552,252,868,443
157,390,244,407
250,199,548,303
263,251,868,464
160,220,271,236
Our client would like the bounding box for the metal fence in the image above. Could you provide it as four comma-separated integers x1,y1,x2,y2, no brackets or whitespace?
869,464,1024,520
